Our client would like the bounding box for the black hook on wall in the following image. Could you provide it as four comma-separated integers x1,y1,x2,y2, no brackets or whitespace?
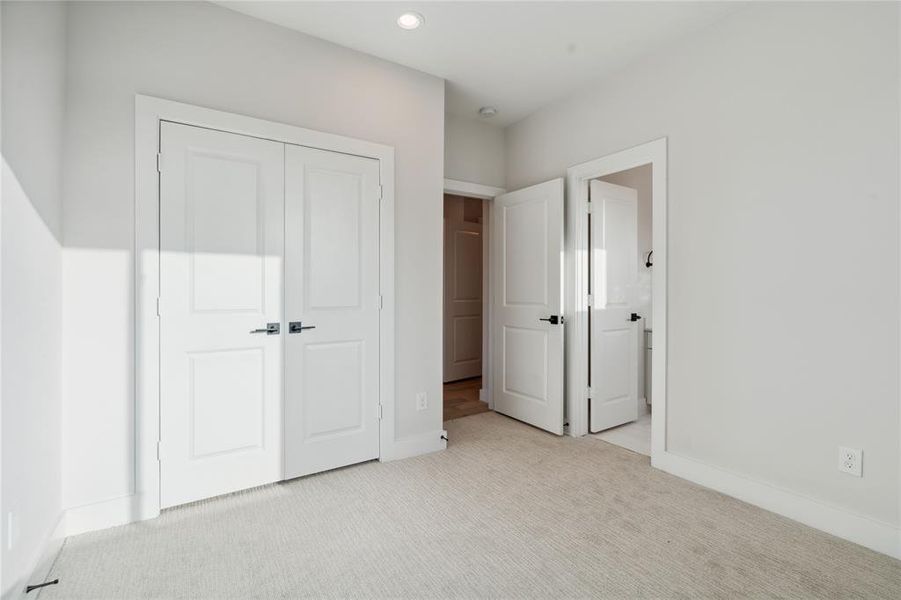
645,250,653,269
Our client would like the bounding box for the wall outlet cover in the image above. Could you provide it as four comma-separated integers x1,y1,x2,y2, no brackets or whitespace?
838,446,862,477
416,392,428,411
6,512,14,550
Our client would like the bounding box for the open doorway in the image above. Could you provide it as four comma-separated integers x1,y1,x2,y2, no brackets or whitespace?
565,138,666,460
443,193,490,422
443,177,566,433
588,165,653,456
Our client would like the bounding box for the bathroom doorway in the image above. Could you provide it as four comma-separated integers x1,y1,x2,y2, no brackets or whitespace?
589,165,653,455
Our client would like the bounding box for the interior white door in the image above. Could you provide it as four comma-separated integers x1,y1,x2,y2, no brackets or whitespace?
491,179,565,434
159,122,284,508
284,144,381,480
590,179,640,433
443,206,483,382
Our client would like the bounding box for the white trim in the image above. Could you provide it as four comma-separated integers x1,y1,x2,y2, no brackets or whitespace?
379,429,447,462
897,0,901,564
4,514,66,600
565,138,667,451
64,495,136,537
442,180,505,411
481,198,491,408
135,95,396,524
443,178,505,200
656,451,901,559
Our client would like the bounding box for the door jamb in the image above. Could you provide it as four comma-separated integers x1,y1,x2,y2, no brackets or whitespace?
564,138,667,464
135,95,397,521
443,179,505,409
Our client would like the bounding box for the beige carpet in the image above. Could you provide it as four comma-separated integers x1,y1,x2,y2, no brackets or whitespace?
41,412,900,599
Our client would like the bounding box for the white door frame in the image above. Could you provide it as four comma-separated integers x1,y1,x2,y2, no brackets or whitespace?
443,179,505,409
135,95,396,521
564,138,667,462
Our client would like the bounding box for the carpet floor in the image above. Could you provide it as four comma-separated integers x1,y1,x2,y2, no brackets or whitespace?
41,412,900,599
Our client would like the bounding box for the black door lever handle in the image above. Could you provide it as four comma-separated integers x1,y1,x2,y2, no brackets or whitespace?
629,313,641,322
289,321,316,334
539,315,562,325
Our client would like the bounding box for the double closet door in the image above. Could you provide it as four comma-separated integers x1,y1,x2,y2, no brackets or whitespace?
159,122,380,508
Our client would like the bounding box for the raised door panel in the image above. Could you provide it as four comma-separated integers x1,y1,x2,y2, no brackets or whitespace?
302,341,364,439
502,326,548,404
598,197,637,308
188,349,264,458
188,153,264,313
453,230,481,301
452,316,481,362
503,199,547,307
305,168,363,310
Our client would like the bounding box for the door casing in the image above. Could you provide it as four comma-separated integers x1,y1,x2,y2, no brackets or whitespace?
443,179,506,409
136,95,400,522
564,138,667,461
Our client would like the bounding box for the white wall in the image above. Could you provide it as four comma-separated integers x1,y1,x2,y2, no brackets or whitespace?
62,1,444,513
445,112,505,188
507,2,900,528
1,1,67,596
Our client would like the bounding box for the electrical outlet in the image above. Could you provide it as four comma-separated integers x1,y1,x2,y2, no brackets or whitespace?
838,446,862,477
416,392,428,411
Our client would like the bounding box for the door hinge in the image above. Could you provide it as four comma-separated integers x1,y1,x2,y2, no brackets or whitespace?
586,386,593,399
378,294,383,310
586,202,593,214
586,294,593,307
156,441,164,461
156,297,162,317
378,185,383,201
377,405,383,420
156,152,163,173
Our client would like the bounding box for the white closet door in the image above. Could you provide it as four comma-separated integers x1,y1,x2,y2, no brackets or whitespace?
491,179,565,435
284,145,381,480
159,122,284,509
590,180,640,433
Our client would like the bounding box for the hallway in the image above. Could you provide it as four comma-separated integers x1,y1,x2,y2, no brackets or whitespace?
443,377,490,422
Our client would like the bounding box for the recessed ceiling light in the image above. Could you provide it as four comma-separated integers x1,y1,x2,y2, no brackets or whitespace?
478,106,498,118
397,12,424,30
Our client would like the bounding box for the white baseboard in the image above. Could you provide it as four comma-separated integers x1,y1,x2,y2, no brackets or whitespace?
380,429,447,462
64,434,450,538
65,494,140,537
653,450,901,559
3,513,66,600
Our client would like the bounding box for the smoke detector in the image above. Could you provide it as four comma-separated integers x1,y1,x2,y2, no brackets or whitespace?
478,106,498,118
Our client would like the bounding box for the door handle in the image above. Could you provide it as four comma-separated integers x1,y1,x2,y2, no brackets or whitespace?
288,321,316,334
629,313,641,322
539,315,563,325
250,322,280,335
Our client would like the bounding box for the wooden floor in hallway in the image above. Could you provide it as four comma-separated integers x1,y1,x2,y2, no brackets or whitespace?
443,377,490,422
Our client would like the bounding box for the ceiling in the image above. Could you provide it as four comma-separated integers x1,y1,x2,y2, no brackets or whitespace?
218,1,745,127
